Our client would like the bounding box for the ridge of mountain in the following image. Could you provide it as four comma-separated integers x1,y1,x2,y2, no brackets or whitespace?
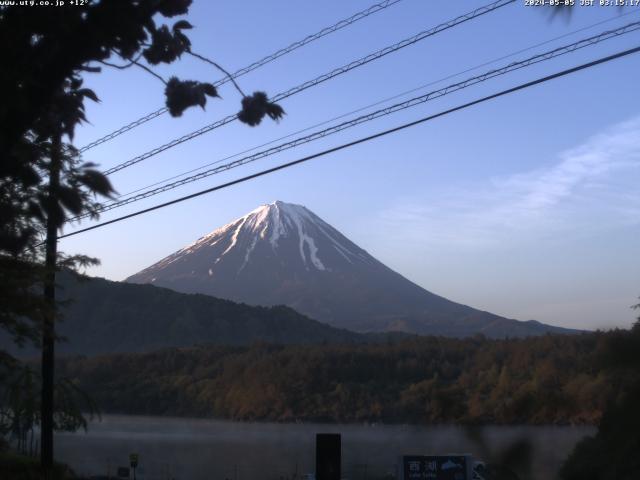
0,272,366,358
127,201,579,338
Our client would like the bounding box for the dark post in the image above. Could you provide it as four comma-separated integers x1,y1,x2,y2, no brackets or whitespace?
41,131,62,475
130,453,139,480
316,433,341,480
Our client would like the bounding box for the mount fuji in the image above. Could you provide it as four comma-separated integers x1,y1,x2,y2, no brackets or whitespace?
126,201,575,337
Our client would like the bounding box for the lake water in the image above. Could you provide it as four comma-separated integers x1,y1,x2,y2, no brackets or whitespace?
54,415,594,480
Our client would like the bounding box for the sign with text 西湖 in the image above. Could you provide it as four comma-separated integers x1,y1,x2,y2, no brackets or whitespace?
401,455,469,480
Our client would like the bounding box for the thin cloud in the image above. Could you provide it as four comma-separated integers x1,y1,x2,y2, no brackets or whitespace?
375,116,640,249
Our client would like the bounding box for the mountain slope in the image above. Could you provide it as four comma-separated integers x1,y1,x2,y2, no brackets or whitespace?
1,273,362,357
127,201,577,338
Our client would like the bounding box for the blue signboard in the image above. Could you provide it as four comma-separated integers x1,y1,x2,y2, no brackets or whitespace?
401,455,470,480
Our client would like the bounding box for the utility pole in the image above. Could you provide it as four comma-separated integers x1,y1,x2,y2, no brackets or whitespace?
41,131,62,476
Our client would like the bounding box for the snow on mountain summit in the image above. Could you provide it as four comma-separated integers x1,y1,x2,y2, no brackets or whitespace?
148,201,368,276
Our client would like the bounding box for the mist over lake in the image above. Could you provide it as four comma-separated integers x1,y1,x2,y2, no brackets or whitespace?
55,415,594,480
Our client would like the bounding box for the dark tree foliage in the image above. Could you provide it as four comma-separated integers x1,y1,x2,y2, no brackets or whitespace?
57,332,621,425
466,428,533,480
0,0,285,359
238,91,286,126
1,0,201,256
0,76,116,373
0,2,283,463
0,0,284,257
165,77,218,117
0,0,221,164
143,21,192,65
0,365,98,455
0,259,47,351
0,73,116,365
560,309,640,480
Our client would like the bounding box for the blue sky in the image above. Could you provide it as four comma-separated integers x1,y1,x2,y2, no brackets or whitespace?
63,0,640,330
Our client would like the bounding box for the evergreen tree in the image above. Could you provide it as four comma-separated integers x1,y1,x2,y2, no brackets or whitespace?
0,1,284,473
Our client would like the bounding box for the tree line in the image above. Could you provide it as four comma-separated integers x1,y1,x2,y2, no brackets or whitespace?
53,330,626,425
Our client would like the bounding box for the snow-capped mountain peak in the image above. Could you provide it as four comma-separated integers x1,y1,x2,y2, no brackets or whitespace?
146,201,368,276
126,201,574,337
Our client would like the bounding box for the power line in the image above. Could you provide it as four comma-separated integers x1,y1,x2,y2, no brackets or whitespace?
58,44,640,241
114,9,640,200
78,0,406,153
74,20,640,219
100,0,515,176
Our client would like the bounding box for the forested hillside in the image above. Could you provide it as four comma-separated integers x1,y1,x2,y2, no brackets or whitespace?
58,331,620,425
0,273,363,357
